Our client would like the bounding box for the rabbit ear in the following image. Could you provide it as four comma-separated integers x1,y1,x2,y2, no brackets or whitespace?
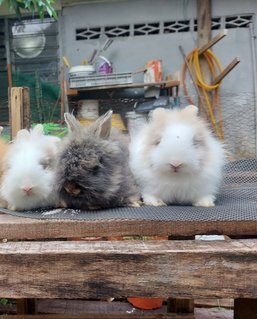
184,105,199,116
92,110,112,139
64,113,81,132
16,129,30,140
151,107,167,125
31,124,44,137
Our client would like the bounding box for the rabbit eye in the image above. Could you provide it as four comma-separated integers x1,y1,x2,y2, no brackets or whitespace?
40,160,50,169
193,136,204,147
153,139,161,146
92,165,100,175
64,182,81,196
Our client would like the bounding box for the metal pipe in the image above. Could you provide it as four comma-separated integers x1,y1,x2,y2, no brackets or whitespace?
248,22,257,156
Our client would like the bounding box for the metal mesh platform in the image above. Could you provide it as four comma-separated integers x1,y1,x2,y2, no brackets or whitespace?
1,158,257,221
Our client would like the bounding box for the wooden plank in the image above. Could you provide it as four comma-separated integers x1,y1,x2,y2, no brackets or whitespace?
195,308,232,319
0,300,232,318
0,240,256,299
0,213,257,239
194,298,233,309
36,299,167,315
211,57,240,85
234,298,257,319
1,314,193,319
198,29,228,55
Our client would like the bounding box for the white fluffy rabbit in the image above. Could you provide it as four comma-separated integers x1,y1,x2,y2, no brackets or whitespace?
1,124,61,211
129,105,226,207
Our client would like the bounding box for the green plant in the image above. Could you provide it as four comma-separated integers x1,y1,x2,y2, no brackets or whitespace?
0,298,8,305
32,122,68,138
0,0,57,20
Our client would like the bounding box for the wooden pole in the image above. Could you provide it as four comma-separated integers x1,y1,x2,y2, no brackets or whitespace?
198,29,227,55
197,0,212,108
9,87,31,139
212,57,240,85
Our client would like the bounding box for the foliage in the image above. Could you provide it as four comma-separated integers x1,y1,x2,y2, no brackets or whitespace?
33,122,68,138
0,298,8,305
0,0,57,20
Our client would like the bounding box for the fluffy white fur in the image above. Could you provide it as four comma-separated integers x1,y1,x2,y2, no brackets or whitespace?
129,106,226,207
1,125,61,211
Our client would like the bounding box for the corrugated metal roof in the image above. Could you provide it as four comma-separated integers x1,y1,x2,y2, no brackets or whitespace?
61,0,125,8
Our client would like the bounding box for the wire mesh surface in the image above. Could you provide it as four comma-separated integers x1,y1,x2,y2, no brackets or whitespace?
1,158,257,221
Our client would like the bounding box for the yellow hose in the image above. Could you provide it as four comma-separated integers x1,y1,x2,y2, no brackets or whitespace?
182,48,224,140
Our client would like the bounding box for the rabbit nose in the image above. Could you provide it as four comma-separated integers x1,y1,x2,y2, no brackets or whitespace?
170,162,183,172
22,186,33,195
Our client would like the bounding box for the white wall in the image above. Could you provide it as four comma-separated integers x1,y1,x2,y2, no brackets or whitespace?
60,0,257,158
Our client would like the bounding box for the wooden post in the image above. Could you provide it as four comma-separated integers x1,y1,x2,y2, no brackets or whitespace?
9,87,31,139
167,298,194,314
197,0,212,109
234,298,257,319
17,299,38,315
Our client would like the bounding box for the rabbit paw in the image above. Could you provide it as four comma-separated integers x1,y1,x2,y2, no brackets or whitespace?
7,204,17,211
127,200,142,208
143,195,167,207
193,196,215,207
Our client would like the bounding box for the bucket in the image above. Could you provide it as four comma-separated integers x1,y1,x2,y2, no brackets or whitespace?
126,111,147,138
79,100,99,120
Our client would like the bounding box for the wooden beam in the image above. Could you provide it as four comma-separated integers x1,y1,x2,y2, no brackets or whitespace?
212,57,240,85
0,212,257,239
0,240,256,299
198,29,228,55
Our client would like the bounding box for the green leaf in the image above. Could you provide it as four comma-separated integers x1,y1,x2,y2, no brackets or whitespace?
0,298,8,305
3,0,58,20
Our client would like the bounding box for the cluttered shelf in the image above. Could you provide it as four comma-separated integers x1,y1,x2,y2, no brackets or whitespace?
67,79,180,95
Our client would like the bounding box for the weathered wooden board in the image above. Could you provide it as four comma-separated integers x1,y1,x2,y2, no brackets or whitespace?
0,240,256,299
0,314,194,319
0,213,256,239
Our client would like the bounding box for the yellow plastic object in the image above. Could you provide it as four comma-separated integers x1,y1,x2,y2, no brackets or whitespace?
63,56,71,69
182,48,224,140
82,58,88,65
111,113,126,131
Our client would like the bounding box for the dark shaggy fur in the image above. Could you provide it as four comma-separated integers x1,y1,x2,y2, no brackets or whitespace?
55,113,138,210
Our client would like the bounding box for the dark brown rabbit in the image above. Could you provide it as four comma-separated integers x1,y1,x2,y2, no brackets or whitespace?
55,110,139,210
